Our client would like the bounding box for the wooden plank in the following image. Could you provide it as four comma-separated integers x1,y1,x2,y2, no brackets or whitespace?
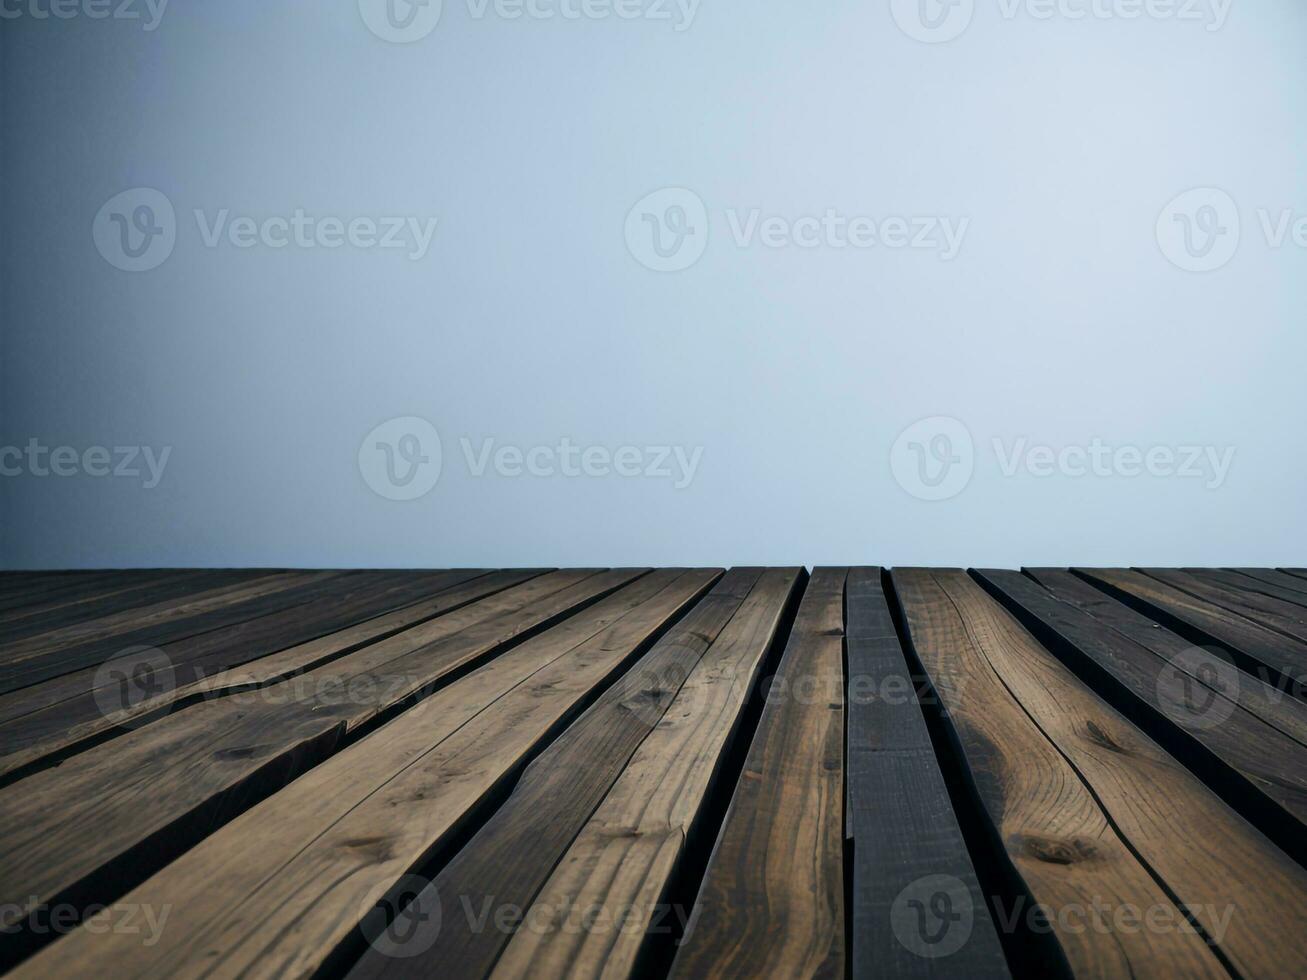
1222,568,1307,605
488,567,808,979
0,569,648,936
902,569,1307,979
0,570,190,618
0,569,497,775
0,570,532,779
662,568,847,980
979,568,1307,863
346,567,768,980
0,569,393,693
1025,568,1307,747
14,567,724,978
0,569,326,656
0,570,268,641
1078,567,1307,696
1144,568,1307,644
841,568,1008,980
894,568,1225,978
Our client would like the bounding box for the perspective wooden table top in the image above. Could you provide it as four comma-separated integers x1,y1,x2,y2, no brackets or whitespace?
1,566,1305,979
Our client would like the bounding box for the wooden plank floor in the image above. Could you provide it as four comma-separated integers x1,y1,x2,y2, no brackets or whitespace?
1,568,1305,979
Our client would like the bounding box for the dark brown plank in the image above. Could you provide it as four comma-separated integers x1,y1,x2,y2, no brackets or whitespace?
1025,568,1307,747
980,568,1307,865
900,569,1307,979
1144,568,1307,644
666,568,844,980
346,567,768,980
0,570,192,618
844,568,1009,980
0,569,496,774
1078,567,1307,698
1223,568,1307,605
14,569,721,977
0,569,380,692
895,569,1226,978
0,569,281,645
0,569,641,945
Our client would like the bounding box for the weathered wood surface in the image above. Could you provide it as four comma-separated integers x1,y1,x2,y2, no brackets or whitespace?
2,567,1305,980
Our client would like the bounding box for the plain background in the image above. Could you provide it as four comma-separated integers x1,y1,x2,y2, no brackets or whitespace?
2,0,1304,569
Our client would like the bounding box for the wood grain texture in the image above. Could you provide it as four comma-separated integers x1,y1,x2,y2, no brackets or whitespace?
1143,568,1307,643
0,569,645,932
0,569,499,776
1026,568,1307,746
843,568,1009,980
0,570,534,775
13,568,719,979
8,567,1307,979
491,568,805,980
1220,568,1307,606
0,570,473,694
0,569,280,645
1079,567,1307,694
894,568,1226,979
664,568,847,980
916,569,1307,979
346,567,767,980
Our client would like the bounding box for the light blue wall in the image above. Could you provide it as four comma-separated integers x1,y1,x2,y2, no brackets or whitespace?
2,0,1304,568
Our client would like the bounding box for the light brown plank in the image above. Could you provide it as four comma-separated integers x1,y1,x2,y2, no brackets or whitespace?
669,568,845,980
14,568,722,978
895,568,1226,978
